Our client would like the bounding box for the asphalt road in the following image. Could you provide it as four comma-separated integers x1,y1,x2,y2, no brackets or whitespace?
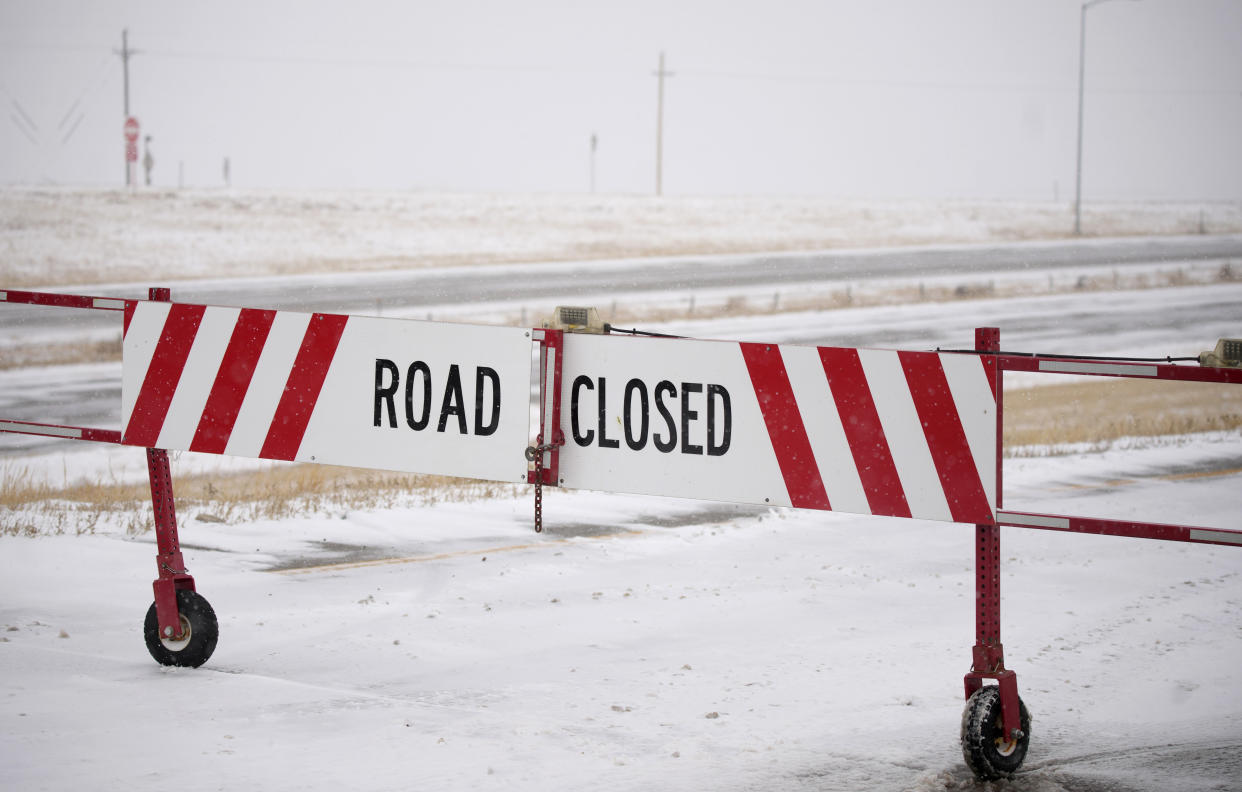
4,234,1241,338
3,234,1241,455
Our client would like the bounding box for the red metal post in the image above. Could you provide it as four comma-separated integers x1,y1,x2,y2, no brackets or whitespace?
527,328,565,486
965,327,1023,741
145,287,195,641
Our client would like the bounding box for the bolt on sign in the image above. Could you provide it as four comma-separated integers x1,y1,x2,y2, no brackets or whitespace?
120,301,532,483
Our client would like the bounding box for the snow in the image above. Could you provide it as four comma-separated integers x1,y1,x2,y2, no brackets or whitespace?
2,444,1240,791
4,187,1241,288
2,190,1242,790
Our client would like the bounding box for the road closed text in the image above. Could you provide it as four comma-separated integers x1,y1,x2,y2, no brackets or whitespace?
373,359,501,436
570,375,731,456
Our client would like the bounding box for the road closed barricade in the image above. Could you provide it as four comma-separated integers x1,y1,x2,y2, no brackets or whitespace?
2,287,1240,782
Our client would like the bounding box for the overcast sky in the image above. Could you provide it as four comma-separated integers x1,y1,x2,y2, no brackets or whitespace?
2,0,1240,200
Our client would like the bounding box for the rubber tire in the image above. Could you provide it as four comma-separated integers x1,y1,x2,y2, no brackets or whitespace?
961,685,1032,780
143,589,219,668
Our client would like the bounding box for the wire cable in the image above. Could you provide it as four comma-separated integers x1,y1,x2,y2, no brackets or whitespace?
935,348,1199,364
604,324,686,339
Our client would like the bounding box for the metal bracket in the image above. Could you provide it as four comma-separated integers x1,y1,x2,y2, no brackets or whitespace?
527,329,565,531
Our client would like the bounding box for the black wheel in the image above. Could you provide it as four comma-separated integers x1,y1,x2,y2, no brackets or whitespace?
961,685,1031,780
143,589,218,668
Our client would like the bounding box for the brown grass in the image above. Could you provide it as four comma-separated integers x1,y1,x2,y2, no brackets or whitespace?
0,462,520,537
1004,378,1242,453
0,336,123,370
503,262,1236,329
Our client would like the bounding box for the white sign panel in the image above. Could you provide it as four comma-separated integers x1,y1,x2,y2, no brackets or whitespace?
557,333,789,506
122,302,532,483
556,333,996,524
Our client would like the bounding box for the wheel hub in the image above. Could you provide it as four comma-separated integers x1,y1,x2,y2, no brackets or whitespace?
159,615,192,651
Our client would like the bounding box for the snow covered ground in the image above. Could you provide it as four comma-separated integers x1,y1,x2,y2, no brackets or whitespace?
1,437,1240,792
2,190,1241,790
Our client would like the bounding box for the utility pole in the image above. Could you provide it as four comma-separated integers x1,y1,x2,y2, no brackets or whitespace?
589,133,598,193
653,51,674,196
115,29,139,186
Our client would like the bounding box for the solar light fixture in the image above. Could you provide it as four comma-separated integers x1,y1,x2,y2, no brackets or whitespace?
1199,338,1242,368
544,306,608,334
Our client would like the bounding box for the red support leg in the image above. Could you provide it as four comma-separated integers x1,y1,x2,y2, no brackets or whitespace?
144,286,195,642
964,327,1023,742
149,446,195,641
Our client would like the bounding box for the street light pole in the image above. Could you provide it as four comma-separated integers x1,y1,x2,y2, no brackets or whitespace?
1074,0,1139,235
653,51,674,196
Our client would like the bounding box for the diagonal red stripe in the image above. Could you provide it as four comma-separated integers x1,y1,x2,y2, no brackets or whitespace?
259,312,349,461
189,308,276,455
817,347,911,518
739,342,830,510
898,351,993,523
124,304,206,448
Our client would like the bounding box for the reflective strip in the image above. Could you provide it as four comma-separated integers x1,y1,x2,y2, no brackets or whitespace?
0,291,7,301
1189,528,1242,546
0,421,83,439
531,329,545,341
92,297,126,310
1039,360,1157,377
997,511,1070,529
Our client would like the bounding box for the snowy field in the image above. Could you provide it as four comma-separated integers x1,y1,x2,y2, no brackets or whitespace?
2,190,1242,791
1,437,1240,792
4,188,1242,288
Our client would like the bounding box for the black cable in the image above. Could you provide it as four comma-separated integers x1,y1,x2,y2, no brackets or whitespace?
594,330,1199,364
936,348,1199,364
604,324,687,339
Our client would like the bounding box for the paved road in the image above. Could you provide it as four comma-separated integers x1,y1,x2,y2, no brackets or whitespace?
4,234,1241,338
3,235,1240,455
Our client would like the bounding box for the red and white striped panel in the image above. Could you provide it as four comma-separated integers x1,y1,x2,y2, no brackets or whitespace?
121,301,533,483
556,334,996,525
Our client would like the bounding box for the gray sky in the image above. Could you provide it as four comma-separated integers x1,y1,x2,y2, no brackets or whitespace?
2,0,1240,200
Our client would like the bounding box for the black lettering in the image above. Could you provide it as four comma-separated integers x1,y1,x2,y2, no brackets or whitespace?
681,382,703,454
707,383,732,456
623,379,649,451
404,361,431,430
437,364,467,433
474,366,500,436
571,375,594,446
653,380,677,453
374,359,399,427
597,377,619,448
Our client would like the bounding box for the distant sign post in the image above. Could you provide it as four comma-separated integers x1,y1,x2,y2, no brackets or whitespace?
124,117,139,186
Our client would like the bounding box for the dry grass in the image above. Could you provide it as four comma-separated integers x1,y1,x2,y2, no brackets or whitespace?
0,464,153,536
1004,378,1242,454
171,464,519,523
0,462,520,537
502,262,1237,329
0,336,123,370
